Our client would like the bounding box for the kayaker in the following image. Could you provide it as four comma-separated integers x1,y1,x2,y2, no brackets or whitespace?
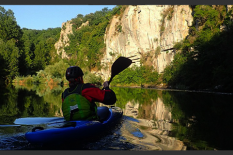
61,66,117,122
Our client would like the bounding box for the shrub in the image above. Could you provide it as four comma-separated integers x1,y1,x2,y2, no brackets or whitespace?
83,70,103,86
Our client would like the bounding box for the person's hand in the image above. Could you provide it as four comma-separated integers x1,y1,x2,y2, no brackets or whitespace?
103,81,109,89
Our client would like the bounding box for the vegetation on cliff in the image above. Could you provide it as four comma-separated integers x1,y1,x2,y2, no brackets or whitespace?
162,5,233,92
64,5,127,71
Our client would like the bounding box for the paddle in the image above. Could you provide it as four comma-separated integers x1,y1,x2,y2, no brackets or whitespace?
104,56,139,89
108,56,132,84
14,117,65,125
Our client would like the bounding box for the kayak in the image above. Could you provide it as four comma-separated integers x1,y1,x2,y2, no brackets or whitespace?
24,106,123,145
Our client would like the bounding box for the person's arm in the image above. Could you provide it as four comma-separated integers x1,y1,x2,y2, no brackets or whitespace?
101,87,117,105
81,82,116,105
102,81,116,105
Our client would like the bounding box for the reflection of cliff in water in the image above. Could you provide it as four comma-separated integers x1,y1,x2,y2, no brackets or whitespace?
122,96,186,150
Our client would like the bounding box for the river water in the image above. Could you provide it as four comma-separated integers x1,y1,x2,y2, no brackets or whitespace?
0,83,233,150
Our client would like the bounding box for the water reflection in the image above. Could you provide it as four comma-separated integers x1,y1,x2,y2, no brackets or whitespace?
112,87,185,150
112,87,233,150
0,84,233,150
0,83,65,126
162,91,233,150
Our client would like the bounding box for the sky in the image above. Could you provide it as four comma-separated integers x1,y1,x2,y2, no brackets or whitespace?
0,5,116,30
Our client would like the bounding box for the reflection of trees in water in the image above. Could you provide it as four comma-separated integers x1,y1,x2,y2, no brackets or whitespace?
111,87,233,150
0,84,19,124
0,84,64,124
112,87,159,109
112,87,172,123
112,87,173,132
161,91,233,150
5,84,232,150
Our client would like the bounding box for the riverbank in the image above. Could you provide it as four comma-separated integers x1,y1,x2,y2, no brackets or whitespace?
13,78,233,95
112,83,233,95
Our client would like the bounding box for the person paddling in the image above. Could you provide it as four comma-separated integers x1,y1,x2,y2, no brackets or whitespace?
61,66,117,122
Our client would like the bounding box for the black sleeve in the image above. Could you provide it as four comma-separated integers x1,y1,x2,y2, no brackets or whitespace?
102,87,117,105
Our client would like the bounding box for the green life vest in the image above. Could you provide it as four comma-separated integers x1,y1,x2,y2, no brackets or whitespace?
62,84,98,121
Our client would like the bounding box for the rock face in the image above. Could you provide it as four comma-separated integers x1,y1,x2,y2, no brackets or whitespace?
54,5,194,81
77,21,89,29
54,20,90,59
100,5,193,80
54,20,73,59
226,5,232,12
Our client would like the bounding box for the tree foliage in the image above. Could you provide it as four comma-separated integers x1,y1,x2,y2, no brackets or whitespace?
0,7,23,44
0,6,23,82
162,5,233,92
0,6,61,84
21,27,61,75
111,64,159,86
64,6,127,71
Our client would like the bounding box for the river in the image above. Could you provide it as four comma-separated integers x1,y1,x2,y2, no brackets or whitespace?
0,83,233,150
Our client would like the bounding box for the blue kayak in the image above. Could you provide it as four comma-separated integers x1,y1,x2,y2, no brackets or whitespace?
25,106,123,145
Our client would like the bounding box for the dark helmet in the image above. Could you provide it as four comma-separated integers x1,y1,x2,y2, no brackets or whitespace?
66,66,84,81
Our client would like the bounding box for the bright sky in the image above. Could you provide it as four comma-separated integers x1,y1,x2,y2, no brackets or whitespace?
0,5,116,30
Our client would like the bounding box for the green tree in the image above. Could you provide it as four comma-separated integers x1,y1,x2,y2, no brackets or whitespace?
33,41,49,71
0,7,23,44
20,27,61,75
0,39,20,81
0,6,23,82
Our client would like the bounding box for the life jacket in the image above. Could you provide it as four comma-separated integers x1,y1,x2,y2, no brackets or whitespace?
62,84,98,121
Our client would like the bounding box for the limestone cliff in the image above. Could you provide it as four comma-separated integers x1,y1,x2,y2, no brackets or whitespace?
54,20,73,59
54,20,90,59
54,5,194,81
100,5,193,80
